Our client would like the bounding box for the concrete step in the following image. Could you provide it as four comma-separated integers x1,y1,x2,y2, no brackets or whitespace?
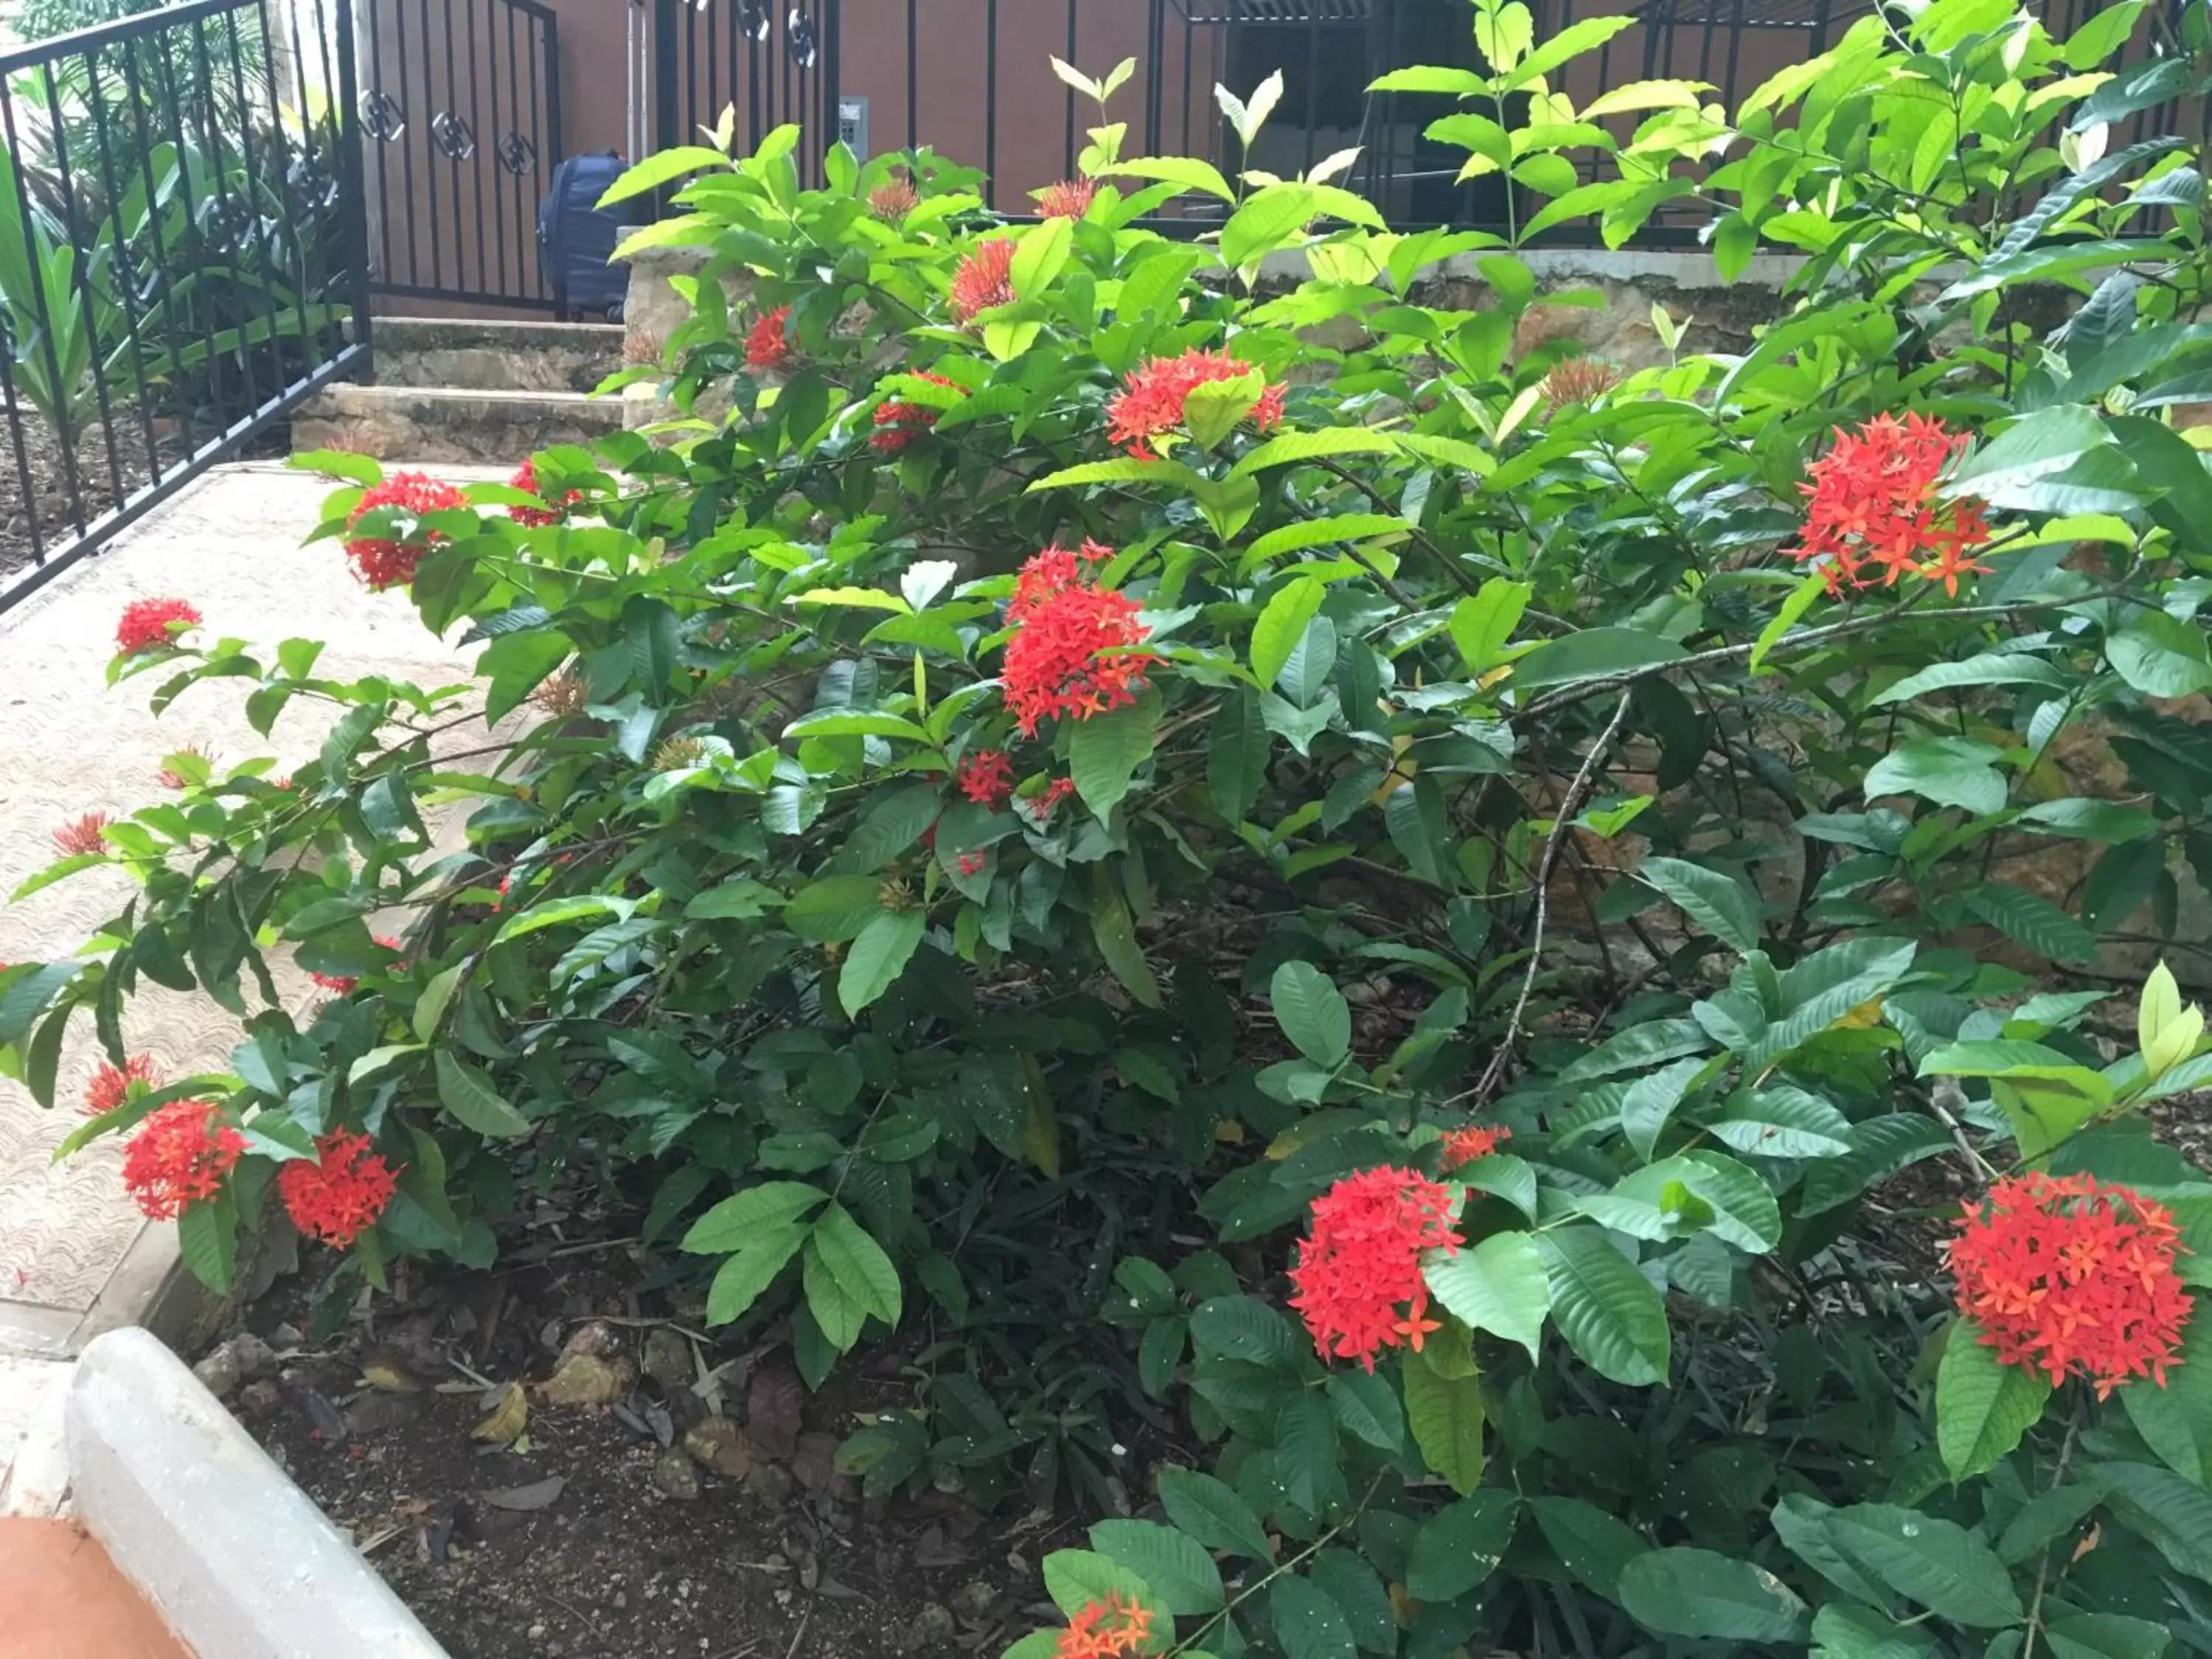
292,382,625,465
358,316,626,394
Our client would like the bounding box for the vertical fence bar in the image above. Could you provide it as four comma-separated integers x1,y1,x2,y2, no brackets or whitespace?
1303,4,1323,175
150,24,232,425
1144,0,1164,156
437,0,463,290
264,0,327,374
462,0,484,299
336,0,375,372
189,15,268,423
1062,0,1077,181
38,58,127,501
220,8,297,403
821,0,839,180
117,35,200,455
0,77,87,532
359,0,394,291
509,2,532,298
526,14,546,302
82,41,169,482
984,0,998,206
391,0,421,288
905,0,917,150
1179,4,1192,157
482,0,508,301
747,1,762,151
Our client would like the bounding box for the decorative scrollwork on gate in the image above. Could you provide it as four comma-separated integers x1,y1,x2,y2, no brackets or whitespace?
363,88,404,140
498,132,538,176
736,0,769,41
431,111,477,161
786,8,818,69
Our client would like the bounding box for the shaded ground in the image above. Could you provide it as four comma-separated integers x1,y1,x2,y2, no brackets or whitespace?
209,1245,1053,1659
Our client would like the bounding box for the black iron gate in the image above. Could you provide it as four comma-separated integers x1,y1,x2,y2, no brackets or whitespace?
653,0,839,189
358,0,562,310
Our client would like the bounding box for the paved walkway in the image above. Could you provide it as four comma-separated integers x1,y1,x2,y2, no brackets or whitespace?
0,462,492,1378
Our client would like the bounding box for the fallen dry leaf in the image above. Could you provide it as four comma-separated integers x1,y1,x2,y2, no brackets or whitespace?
473,1381,529,1446
540,1352,636,1408
479,1475,566,1512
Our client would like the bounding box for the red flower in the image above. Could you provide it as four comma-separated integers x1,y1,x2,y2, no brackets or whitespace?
1439,1124,1512,1170
956,851,988,876
956,748,1015,809
950,239,1017,324
278,1129,400,1248
1105,348,1287,457
508,457,582,527
1001,548,1155,738
1037,178,1097,220
116,597,201,655
1054,1596,1153,1659
869,177,920,220
1788,413,1992,595
1948,1171,2191,1398
85,1054,160,1118
121,1099,246,1220
344,471,465,591
746,305,792,371
53,811,110,858
872,371,964,454
1288,1165,1461,1370
1023,776,1079,824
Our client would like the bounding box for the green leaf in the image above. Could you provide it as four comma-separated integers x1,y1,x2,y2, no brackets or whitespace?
810,1201,902,1325
177,1195,239,1293
1230,428,1396,478
1402,1340,1486,1494
1275,1390,1341,1515
785,875,888,942
1528,1496,1649,1602
1207,688,1268,821
2121,1306,2212,1484
1824,1504,2023,1627
1070,696,1160,820
1950,405,2115,507
1248,515,1411,563
598,145,731,204
1425,1232,1550,1360
1088,1520,1224,1615
1220,184,1322,270
681,1182,829,1253
2109,612,2212,698
1091,866,1163,1008
1864,737,2008,815
2102,1461,2212,1579
1512,627,1685,690
1406,1491,1519,1601
1010,216,1074,298
1750,568,1828,674
1042,1550,1160,1623
1618,1054,1708,1160
1539,1227,1669,1386
1709,1087,1854,1159
1874,654,2070,704
2046,1615,2174,1659
1638,857,1760,953
1112,154,1237,202
1270,1574,1355,1659
1937,1320,2052,1480
1809,1602,1938,1659
1448,580,1533,675
1270,961,1351,1068
434,1051,532,1138
1158,1467,1275,1560
840,908,927,1017
482,631,571,724
1616,1548,1810,1642
1251,577,1326,689
413,961,466,1043
1966,884,2100,965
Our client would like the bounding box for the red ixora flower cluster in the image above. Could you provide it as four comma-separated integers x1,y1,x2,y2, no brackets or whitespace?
956,748,1015,809
1001,544,1155,738
869,175,920,220
52,811,110,858
507,457,584,527
309,935,402,995
1789,413,1992,596
278,1129,400,1248
745,305,792,371
1949,1171,2192,1397
1023,776,1079,824
122,1099,246,1220
116,597,201,656
345,472,465,591
1037,178,1097,219
950,239,1017,324
84,1053,160,1117
1439,1124,1512,1171
1289,1166,1460,1370
1105,347,1287,458
872,372,964,454
1053,1596,1153,1659
956,851,988,876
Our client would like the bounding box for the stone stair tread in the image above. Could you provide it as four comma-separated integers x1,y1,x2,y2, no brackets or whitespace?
294,380,623,465
316,383,616,407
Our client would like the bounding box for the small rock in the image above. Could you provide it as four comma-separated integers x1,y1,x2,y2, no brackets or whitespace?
914,1603,956,1646
642,1327,691,1388
681,1416,755,1479
227,1332,279,1381
741,1461,795,1507
236,1380,283,1421
541,1352,636,1408
528,1624,547,1640
192,1346,243,1400
559,1320,624,1361
952,1580,998,1619
653,1450,701,1501
347,1391,422,1435
271,1322,304,1348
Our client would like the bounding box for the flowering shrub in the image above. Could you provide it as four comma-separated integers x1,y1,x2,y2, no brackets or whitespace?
13,0,2212,1650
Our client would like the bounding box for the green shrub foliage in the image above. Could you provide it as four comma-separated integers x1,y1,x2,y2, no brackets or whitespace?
16,0,2212,1649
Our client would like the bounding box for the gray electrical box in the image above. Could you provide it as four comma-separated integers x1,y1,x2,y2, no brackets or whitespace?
837,95,869,159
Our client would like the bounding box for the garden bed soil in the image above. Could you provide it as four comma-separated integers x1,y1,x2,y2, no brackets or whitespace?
201,1244,1051,1659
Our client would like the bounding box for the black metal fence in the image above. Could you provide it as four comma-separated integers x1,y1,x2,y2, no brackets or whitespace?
0,0,369,612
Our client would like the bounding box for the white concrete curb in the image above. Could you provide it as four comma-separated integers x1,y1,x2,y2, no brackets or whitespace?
67,1327,451,1659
